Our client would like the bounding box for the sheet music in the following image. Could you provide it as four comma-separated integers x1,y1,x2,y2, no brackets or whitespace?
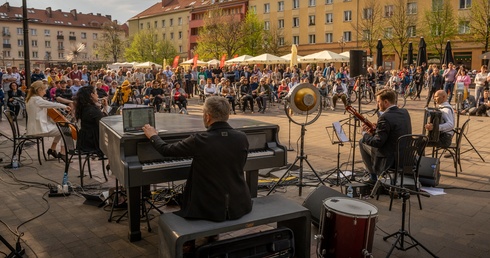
333,122,349,143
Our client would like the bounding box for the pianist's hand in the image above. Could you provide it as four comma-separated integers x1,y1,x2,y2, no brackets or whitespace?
142,124,158,139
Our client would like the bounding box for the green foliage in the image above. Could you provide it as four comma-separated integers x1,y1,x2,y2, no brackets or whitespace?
354,0,385,57
124,29,177,63
462,0,490,52
241,11,265,56
423,0,457,61
97,21,126,63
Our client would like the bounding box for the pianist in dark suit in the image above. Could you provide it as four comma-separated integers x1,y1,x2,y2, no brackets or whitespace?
142,96,252,222
359,89,412,182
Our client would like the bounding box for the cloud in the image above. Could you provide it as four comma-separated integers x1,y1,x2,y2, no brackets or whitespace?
7,0,155,23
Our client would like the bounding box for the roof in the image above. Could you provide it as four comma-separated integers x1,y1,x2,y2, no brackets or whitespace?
0,2,115,28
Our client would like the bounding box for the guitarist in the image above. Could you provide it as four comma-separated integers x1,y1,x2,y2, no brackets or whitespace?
26,81,71,159
359,89,412,183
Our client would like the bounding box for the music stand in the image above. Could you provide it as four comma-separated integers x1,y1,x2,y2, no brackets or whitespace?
325,121,351,187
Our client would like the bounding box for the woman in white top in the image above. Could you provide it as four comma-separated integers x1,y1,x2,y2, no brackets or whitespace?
26,81,71,159
474,65,488,104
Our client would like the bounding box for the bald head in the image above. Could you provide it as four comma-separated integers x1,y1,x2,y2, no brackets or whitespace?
434,90,448,105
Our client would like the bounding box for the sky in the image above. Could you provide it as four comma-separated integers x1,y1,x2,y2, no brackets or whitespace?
6,0,157,23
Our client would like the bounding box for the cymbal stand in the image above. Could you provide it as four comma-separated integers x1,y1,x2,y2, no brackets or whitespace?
383,188,438,258
267,122,325,197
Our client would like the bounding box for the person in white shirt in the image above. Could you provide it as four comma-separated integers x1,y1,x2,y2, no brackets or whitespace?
26,81,71,159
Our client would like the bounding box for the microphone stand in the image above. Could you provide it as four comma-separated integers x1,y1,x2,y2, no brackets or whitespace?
350,75,364,181
287,117,294,151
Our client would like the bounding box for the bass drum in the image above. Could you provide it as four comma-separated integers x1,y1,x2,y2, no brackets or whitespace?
317,197,378,258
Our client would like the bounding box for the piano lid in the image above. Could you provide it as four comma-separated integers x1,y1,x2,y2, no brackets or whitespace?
100,113,278,138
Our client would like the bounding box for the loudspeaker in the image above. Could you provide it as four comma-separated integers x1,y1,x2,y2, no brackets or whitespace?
302,185,344,226
418,156,440,187
350,50,367,77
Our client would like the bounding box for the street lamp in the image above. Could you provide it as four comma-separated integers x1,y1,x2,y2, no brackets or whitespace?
338,36,346,53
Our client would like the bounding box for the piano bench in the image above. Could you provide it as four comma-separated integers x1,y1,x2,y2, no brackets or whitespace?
157,195,311,258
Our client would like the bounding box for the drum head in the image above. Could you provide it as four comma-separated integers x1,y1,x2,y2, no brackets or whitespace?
323,197,378,217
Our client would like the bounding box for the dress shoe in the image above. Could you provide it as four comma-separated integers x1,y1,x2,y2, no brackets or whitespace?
58,152,68,163
106,164,111,171
47,149,58,159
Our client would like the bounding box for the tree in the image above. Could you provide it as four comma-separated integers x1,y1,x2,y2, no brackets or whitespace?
241,11,265,56
463,0,490,52
262,23,288,56
124,29,177,63
353,0,385,57
97,21,126,62
195,7,247,60
423,0,457,61
383,0,418,69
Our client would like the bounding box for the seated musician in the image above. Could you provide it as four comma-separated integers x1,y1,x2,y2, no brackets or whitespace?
331,78,348,111
26,81,71,159
425,90,454,148
142,96,252,222
359,89,412,183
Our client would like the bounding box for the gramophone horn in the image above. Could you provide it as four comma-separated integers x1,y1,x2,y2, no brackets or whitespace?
288,83,320,114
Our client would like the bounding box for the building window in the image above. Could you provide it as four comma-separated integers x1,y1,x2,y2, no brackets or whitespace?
58,42,64,49
459,21,470,34
147,22,150,29
2,51,10,57
44,29,50,36
309,0,316,6
45,41,50,48
460,0,471,9
179,46,182,53
325,33,333,43
384,28,393,38
17,39,23,46
278,19,284,28
163,33,166,40
362,30,371,40
293,17,300,27
326,13,333,23
385,5,394,17
407,26,416,37
279,37,285,46
432,0,443,11
32,51,38,58
293,0,300,9
250,5,257,14
264,21,270,30
407,3,417,14
162,20,166,27
264,3,270,13
325,0,333,4
93,33,98,40
31,40,37,47
278,1,284,11
154,21,158,28
343,31,352,42
344,11,352,21
178,17,182,25
363,8,373,19
57,31,63,36
16,28,22,35
58,52,64,59
179,31,182,39
309,34,316,44
81,32,86,39
170,32,174,39
293,36,300,45
69,31,75,36
18,51,24,58
170,18,174,26
30,29,37,36
309,15,315,25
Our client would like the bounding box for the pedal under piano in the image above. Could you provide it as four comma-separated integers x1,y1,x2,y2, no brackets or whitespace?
99,114,287,242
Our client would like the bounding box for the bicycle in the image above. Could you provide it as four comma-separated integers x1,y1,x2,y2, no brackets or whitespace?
350,77,374,105
404,81,417,101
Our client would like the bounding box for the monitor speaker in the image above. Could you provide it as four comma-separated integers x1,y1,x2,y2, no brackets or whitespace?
350,50,367,77
302,185,344,226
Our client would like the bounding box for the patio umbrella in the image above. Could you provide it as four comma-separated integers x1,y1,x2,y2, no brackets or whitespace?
416,37,427,67
290,44,298,67
407,42,413,66
280,53,303,65
299,50,348,63
133,61,162,69
442,40,454,66
376,39,384,68
207,59,220,66
479,51,490,59
180,59,208,66
243,53,287,65
224,55,253,65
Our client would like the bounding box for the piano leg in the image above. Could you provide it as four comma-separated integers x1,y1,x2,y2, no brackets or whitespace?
127,186,142,242
245,170,258,198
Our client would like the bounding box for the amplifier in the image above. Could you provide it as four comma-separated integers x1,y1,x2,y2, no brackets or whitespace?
418,156,440,187
196,227,294,258
343,182,370,198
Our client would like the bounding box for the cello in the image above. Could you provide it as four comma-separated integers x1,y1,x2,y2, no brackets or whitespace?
47,108,77,140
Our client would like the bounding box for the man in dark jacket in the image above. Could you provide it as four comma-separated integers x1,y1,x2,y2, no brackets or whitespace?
142,96,252,221
360,89,412,182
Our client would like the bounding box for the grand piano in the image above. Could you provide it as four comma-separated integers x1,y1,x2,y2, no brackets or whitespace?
99,114,287,242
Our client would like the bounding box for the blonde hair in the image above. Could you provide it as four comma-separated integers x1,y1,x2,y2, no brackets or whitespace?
26,81,47,103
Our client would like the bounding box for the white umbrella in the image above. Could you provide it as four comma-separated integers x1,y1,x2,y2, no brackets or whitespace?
180,59,208,66
225,55,253,64
207,59,220,66
134,61,162,69
299,50,349,63
280,53,303,65
339,51,373,62
243,53,287,64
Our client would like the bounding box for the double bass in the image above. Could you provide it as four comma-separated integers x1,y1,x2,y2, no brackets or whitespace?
47,108,77,140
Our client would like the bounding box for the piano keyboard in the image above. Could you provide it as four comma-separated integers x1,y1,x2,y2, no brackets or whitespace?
141,150,275,171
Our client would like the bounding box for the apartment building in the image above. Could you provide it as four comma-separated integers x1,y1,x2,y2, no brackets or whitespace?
250,0,481,70
0,2,122,70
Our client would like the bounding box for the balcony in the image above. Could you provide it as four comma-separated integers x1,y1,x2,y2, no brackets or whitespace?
57,35,64,40
69,36,76,41
189,35,198,44
3,43,11,48
2,32,10,37
57,46,64,50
